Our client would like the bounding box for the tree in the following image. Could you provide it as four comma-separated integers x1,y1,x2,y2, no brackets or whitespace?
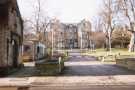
23,18,38,35
93,16,103,32
92,16,106,48
100,0,117,51
112,25,131,48
26,0,51,43
92,31,106,48
117,0,135,52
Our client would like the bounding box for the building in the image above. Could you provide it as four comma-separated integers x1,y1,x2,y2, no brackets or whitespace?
23,34,37,62
44,19,92,49
64,24,78,49
78,19,92,49
51,19,64,49
0,0,23,74
23,32,48,61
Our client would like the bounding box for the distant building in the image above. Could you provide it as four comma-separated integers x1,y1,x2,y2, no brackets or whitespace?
0,0,23,74
78,19,92,49
23,40,35,62
51,19,64,49
23,33,47,61
44,19,92,49
64,24,78,49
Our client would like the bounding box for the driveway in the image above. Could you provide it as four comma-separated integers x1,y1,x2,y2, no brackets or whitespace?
63,55,135,76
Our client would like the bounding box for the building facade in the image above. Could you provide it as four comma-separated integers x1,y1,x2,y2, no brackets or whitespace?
64,24,78,49
0,0,23,74
78,19,92,49
23,31,48,61
45,19,92,49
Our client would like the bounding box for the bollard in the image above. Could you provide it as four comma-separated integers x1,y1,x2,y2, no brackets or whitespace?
58,57,62,73
102,56,105,62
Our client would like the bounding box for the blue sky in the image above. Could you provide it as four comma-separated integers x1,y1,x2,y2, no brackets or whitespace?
17,0,101,23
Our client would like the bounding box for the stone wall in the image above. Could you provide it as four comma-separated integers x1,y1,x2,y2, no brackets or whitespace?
0,26,8,67
0,0,23,75
36,57,65,76
116,58,135,71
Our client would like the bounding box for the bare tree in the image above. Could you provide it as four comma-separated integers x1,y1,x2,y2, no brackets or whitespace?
93,16,103,32
100,0,117,51
27,0,51,42
112,25,131,48
117,0,135,52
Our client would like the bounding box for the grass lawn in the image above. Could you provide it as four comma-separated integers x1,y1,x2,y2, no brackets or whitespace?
82,48,135,62
83,48,135,56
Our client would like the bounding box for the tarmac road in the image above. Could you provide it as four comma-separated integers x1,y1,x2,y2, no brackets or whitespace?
29,52,135,90
30,85,135,90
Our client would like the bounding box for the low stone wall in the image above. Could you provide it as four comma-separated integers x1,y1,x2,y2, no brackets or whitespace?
116,58,135,71
98,55,117,62
116,59,127,67
0,64,24,77
0,67,8,77
36,58,65,76
127,60,135,70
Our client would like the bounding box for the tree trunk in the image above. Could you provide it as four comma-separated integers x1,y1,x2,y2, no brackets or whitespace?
129,32,135,52
106,37,110,51
108,32,112,52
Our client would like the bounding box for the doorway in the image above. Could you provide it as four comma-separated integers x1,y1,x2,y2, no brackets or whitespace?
12,40,19,68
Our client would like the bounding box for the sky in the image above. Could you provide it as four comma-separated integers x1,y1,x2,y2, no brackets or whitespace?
17,0,102,23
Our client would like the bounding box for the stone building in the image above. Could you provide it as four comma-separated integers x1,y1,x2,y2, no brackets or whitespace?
51,20,64,49
64,24,78,49
78,19,92,49
23,32,48,61
46,19,65,49
44,19,92,49
0,0,23,74
46,23,79,49
23,34,37,62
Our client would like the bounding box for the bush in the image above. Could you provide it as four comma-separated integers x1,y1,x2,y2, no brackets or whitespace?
112,28,131,48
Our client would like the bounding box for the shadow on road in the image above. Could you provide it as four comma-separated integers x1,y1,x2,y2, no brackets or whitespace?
62,64,135,76
7,66,38,77
6,55,135,78
8,64,135,78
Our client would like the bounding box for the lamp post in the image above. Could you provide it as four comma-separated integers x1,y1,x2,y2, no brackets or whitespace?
108,28,112,53
52,29,54,56
80,30,83,50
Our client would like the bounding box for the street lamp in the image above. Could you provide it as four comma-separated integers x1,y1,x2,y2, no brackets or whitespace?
52,29,54,56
